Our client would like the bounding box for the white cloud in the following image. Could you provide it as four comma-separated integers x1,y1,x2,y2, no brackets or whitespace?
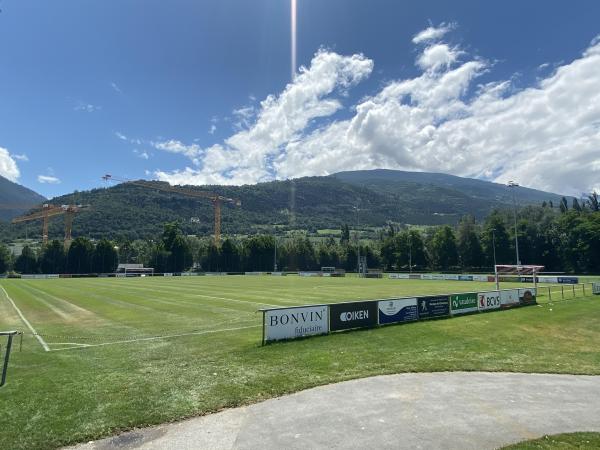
152,140,201,161
0,147,20,181
12,153,29,162
412,23,455,44
37,175,61,184
115,132,142,145
74,103,101,113
417,44,462,71
154,49,373,185
133,149,150,160
110,82,122,94
209,124,217,135
150,29,600,196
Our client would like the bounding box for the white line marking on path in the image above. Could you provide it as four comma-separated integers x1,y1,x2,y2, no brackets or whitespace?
48,324,261,352
0,285,50,352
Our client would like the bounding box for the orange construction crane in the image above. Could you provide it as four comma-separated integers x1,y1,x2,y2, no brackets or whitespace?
101,175,241,246
10,204,90,248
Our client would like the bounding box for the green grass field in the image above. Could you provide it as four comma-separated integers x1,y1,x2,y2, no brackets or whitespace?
502,432,600,449
1,275,599,449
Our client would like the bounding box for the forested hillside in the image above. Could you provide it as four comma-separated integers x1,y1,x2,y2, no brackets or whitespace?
0,175,46,221
0,170,565,241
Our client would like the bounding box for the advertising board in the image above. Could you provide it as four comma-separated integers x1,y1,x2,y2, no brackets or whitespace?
422,274,434,280
472,275,489,282
593,283,600,295
264,305,328,342
458,275,473,281
389,273,410,279
417,295,450,319
444,274,459,281
431,274,445,280
330,301,378,331
558,277,579,284
449,292,478,315
478,291,501,311
518,288,537,305
409,274,422,280
500,289,520,308
378,298,418,325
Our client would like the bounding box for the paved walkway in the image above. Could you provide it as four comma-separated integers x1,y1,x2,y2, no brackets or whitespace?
69,372,600,450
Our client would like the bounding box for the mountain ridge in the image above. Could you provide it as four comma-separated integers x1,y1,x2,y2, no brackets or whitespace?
0,175,47,221
0,169,566,241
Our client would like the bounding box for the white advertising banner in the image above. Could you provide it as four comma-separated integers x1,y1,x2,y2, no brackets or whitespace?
264,305,329,342
478,291,501,311
500,289,520,307
444,274,459,280
389,274,410,279
472,275,489,282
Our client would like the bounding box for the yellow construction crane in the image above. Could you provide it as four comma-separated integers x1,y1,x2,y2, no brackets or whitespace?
10,204,90,248
101,175,241,246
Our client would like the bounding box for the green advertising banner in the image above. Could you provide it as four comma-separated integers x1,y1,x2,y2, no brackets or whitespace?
450,292,478,315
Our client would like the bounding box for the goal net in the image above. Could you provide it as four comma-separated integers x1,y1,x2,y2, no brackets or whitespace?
495,264,545,289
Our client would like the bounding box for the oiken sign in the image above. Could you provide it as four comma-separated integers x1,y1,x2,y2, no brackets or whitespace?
263,305,328,343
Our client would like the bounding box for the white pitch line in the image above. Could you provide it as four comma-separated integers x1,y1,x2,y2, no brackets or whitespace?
48,324,261,352
0,285,50,352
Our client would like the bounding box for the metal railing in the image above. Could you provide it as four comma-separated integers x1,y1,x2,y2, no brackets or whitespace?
1,331,18,387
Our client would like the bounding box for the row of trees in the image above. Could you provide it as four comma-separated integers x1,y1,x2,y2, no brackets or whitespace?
2,203,600,274
0,238,119,275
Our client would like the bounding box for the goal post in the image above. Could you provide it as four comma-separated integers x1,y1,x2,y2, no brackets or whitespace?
495,264,545,291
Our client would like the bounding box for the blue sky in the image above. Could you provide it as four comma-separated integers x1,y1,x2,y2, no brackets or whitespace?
0,0,599,198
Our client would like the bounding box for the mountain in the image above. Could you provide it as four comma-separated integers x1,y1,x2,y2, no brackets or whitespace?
0,170,565,242
0,175,47,221
333,169,559,206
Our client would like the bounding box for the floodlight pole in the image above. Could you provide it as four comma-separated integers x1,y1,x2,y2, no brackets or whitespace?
408,232,413,274
353,205,360,277
273,239,278,272
492,229,499,291
508,181,521,268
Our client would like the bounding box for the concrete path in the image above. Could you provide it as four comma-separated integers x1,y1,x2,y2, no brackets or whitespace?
68,372,600,450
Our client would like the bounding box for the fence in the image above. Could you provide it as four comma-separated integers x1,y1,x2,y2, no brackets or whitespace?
260,286,542,345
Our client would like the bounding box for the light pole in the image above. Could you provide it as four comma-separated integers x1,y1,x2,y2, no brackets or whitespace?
353,205,360,276
492,228,499,290
408,231,412,274
273,238,278,272
508,181,521,267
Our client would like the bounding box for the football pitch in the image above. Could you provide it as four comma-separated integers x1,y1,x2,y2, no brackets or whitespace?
1,276,600,450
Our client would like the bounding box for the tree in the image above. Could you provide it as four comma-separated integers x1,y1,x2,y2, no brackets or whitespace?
220,238,241,272
481,212,512,267
588,192,599,212
560,197,569,213
92,239,119,273
168,235,193,272
573,198,582,212
340,224,351,245
39,240,66,274
457,216,484,269
428,226,458,270
66,237,94,274
0,244,11,274
14,246,38,274
148,243,170,273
